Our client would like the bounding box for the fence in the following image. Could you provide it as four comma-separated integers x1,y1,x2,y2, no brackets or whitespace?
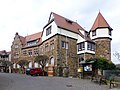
103,70,120,79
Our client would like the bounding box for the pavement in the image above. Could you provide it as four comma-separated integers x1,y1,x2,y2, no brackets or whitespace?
0,73,119,90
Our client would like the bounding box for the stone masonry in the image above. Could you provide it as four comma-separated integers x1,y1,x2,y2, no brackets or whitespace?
94,38,111,61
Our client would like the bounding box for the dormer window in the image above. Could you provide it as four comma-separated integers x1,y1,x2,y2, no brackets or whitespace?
46,26,52,36
27,40,37,46
66,19,73,24
78,42,85,51
92,30,96,36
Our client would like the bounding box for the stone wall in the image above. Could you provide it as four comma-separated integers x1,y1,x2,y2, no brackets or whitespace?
11,34,23,65
40,34,78,76
94,38,111,61
56,35,78,77
78,53,95,60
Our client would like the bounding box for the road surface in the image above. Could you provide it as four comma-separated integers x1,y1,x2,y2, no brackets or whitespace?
0,73,116,90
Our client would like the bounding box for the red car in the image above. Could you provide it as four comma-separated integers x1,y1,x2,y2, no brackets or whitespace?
30,68,43,76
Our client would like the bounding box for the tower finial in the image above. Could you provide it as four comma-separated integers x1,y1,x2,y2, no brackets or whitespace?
15,32,18,35
99,9,100,13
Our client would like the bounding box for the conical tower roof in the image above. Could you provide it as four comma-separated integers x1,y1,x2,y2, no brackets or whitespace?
90,12,112,32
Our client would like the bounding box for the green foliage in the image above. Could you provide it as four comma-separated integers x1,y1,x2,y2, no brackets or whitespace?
86,57,116,70
35,55,48,69
116,66,120,70
94,57,109,70
107,62,116,70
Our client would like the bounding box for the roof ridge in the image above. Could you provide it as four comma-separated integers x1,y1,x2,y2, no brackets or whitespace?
25,31,42,38
51,12,84,33
90,12,112,32
52,12,75,23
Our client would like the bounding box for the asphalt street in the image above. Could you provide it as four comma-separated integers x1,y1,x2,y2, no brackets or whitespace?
0,73,118,90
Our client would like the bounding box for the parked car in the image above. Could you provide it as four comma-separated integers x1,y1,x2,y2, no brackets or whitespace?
25,68,31,75
30,68,43,76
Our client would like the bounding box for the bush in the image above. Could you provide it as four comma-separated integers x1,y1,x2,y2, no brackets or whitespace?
86,57,116,72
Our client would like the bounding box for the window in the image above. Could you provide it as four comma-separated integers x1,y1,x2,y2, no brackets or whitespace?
61,41,65,48
45,43,49,52
34,49,38,56
50,40,54,50
14,51,19,58
66,19,73,24
78,42,85,51
61,41,68,49
50,57,54,65
92,44,95,51
87,42,95,51
46,26,52,36
92,30,96,36
14,45,18,48
87,42,91,50
22,50,27,56
27,40,37,46
39,46,43,54
28,50,32,56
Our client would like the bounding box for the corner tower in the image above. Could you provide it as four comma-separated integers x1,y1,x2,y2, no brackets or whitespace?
89,12,113,61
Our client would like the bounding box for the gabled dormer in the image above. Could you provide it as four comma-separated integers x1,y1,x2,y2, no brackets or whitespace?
42,12,57,42
89,12,113,40
42,12,85,42
25,32,42,47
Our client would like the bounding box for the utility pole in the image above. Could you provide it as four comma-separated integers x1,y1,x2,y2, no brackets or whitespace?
84,30,86,61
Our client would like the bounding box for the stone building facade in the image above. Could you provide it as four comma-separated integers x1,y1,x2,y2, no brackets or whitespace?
0,50,11,73
94,38,111,61
11,32,42,69
11,12,112,76
89,12,112,61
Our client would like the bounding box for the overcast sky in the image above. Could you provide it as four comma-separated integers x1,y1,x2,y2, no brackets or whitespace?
0,0,120,64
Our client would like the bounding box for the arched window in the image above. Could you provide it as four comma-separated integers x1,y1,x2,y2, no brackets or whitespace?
50,57,54,66
34,62,38,68
29,62,32,68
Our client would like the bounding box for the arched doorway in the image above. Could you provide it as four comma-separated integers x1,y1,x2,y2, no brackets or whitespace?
50,57,54,66
28,62,32,68
34,62,38,68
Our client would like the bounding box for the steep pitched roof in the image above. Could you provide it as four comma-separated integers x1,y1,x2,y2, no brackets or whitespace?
15,32,42,48
19,35,26,46
0,50,8,55
47,12,93,41
51,12,84,34
90,12,112,32
25,32,42,42
23,32,42,47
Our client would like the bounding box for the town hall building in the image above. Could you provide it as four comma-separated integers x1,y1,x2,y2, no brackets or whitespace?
11,12,112,76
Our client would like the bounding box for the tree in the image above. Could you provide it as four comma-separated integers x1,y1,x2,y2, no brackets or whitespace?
107,62,116,70
17,60,29,74
17,60,29,68
86,57,116,75
0,60,12,72
35,55,48,69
